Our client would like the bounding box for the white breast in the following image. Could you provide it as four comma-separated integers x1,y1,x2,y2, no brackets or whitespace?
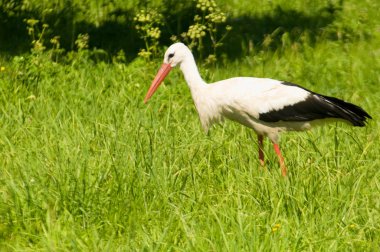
190,85,223,132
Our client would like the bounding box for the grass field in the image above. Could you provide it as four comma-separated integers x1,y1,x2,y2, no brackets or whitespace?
1,0,380,251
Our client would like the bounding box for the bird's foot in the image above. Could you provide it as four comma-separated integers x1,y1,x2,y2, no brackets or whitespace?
259,159,265,166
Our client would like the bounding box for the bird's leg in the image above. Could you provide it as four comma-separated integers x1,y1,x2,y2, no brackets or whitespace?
258,135,265,166
272,143,287,177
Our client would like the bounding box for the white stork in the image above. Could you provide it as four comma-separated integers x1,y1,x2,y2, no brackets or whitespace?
144,43,371,176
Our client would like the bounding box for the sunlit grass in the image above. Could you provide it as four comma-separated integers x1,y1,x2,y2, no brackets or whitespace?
1,2,380,251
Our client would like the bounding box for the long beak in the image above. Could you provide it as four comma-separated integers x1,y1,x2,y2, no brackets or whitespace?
144,63,172,103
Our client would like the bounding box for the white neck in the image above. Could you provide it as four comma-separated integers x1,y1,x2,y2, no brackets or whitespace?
179,52,220,132
180,54,206,92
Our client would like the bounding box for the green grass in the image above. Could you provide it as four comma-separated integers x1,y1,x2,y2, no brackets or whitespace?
1,1,380,251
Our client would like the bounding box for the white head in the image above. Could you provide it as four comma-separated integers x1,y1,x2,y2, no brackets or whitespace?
163,42,192,67
144,43,193,103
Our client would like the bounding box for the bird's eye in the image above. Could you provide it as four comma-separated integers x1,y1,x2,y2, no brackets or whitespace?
168,53,175,59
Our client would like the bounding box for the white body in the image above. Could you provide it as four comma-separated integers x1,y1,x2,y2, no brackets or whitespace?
188,77,313,142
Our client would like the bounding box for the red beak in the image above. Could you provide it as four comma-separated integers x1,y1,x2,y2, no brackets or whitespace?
144,63,172,103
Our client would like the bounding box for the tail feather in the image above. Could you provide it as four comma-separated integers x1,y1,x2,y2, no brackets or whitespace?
318,95,372,127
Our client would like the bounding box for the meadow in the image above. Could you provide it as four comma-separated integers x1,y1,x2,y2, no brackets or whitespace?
0,0,379,251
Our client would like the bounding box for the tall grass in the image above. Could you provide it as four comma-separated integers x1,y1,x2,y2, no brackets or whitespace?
1,1,379,251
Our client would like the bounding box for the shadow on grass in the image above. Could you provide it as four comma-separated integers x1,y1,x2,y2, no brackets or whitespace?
222,4,342,59
0,5,141,61
0,1,343,61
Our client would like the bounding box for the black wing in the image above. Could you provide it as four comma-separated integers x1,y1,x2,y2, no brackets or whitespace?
258,82,372,126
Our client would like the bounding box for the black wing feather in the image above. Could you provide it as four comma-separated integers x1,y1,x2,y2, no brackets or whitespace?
259,82,372,126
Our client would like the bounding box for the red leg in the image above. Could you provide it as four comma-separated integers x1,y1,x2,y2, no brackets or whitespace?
258,135,265,166
272,143,287,177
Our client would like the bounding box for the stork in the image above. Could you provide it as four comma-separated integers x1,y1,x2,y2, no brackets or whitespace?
144,43,371,176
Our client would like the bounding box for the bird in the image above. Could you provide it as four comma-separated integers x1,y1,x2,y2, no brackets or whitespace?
144,42,372,176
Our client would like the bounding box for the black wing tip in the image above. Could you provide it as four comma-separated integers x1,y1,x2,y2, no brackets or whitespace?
351,114,371,127
319,95,372,127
